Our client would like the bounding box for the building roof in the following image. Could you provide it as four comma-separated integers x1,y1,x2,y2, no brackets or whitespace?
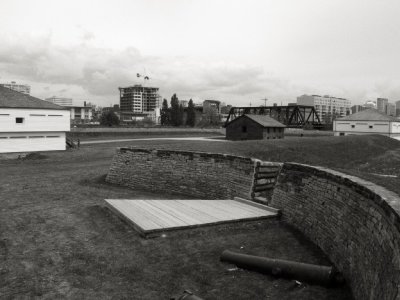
0,86,65,110
337,109,397,122
227,114,286,128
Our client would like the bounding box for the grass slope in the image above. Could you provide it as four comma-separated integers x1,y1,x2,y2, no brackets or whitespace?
1,134,398,299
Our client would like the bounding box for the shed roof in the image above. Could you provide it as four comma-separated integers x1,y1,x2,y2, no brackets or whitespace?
337,109,397,122
227,114,286,128
0,86,65,110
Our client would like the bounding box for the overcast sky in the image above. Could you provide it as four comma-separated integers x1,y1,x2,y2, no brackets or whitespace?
1,0,400,107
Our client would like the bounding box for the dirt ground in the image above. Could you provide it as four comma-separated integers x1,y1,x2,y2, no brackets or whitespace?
0,142,354,299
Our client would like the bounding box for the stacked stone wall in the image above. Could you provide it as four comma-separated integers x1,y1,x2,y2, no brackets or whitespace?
106,148,400,299
106,148,257,199
271,163,400,300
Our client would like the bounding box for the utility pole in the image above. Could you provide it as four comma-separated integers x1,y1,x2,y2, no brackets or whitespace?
261,97,268,107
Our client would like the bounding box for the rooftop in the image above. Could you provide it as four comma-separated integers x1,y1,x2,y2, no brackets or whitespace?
0,86,65,110
337,108,398,121
237,114,286,128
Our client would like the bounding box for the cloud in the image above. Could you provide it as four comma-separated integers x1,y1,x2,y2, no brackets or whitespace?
0,34,298,106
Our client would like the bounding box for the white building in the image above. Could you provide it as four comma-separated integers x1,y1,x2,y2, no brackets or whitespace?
66,105,93,124
0,86,70,153
297,94,351,122
0,81,31,95
334,109,400,139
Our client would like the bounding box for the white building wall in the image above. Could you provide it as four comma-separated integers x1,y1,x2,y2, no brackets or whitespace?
334,120,391,136
390,122,400,135
0,132,66,153
0,108,70,132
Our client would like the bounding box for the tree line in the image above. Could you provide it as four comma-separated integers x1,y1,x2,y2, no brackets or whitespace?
161,94,196,127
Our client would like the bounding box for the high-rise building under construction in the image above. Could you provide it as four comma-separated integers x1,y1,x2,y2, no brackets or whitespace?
118,85,160,123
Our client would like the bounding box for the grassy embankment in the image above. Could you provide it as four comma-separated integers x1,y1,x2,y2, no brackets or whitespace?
2,134,399,299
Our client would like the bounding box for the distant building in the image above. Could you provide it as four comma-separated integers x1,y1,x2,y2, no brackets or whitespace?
0,86,70,153
119,85,160,123
376,98,388,113
225,114,285,140
297,94,351,122
334,109,400,139
396,100,400,117
65,104,93,124
387,103,396,117
203,100,221,124
0,81,31,95
351,105,365,114
45,96,73,106
180,100,189,108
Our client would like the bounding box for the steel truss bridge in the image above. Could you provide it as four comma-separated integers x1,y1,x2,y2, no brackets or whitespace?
224,105,322,128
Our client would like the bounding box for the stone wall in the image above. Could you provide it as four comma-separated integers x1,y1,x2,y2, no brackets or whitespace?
106,148,258,199
106,148,400,299
271,163,400,300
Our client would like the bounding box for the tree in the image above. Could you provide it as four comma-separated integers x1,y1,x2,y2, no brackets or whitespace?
160,99,170,125
170,94,182,126
100,111,119,127
186,99,196,127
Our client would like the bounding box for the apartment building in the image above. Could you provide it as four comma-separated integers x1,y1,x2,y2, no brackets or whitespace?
119,85,160,123
45,97,73,106
297,94,351,122
0,81,31,95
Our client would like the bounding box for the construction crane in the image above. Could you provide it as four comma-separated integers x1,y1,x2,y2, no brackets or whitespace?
261,97,268,107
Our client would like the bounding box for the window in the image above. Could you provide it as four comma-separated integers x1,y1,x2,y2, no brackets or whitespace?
369,125,373,129
16,117,24,123
351,125,355,128
339,133,345,136
242,126,247,133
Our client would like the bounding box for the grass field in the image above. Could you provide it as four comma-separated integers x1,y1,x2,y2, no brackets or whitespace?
2,134,399,299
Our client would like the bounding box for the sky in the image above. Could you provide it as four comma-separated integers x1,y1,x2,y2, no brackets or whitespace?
1,0,400,107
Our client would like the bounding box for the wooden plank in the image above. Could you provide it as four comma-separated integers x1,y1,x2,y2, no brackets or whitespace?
225,200,275,216
234,197,281,214
186,200,249,220
120,200,167,229
196,200,263,219
148,200,203,225
135,200,187,228
173,200,221,223
105,199,279,237
106,200,162,230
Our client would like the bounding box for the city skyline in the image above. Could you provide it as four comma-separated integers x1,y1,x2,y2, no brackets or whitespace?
1,0,400,107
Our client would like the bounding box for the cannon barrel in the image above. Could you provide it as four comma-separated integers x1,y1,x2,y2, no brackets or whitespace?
220,250,343,286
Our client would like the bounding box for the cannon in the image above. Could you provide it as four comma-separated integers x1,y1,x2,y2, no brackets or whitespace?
220,250,344,286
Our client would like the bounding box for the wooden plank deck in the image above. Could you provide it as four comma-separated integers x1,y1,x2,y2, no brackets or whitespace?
105,199,278,237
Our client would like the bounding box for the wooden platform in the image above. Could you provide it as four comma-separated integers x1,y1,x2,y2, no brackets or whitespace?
105,199,278,237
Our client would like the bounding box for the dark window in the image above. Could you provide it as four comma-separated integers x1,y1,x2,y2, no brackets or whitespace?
351,125,355,128
16,117,24,123
369,125,373,129
242,126,247,133
340,132,345,136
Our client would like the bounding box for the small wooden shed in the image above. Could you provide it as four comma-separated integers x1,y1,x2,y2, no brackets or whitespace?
225,114,285,140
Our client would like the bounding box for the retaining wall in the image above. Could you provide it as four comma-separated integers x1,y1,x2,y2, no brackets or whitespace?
271,163,400,300
106,148,400,299
106,148,261,199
